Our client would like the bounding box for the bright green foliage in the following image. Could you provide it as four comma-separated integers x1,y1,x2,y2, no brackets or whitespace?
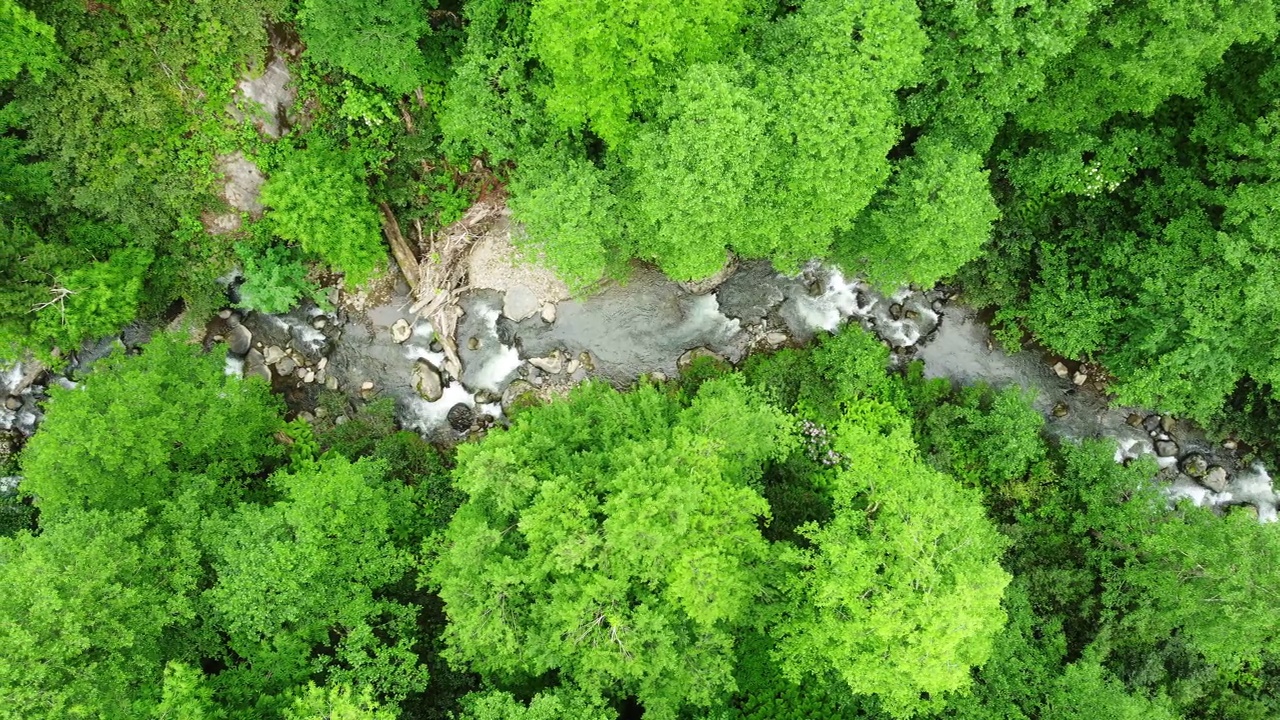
0,0,57,83
283,682,398,720
1039,658,1179,720
30,247,153,353
298,0,431,95
457,689,617,720
260,142,387,286
204,456,426,709
20,333,283,516
507,145,630,290
625,63,768,280
774,405,1011,718
235,242,319,314
529,0,752,147
836,136,999,288
152,662,224,720
0,510,181,719
434,378,794,717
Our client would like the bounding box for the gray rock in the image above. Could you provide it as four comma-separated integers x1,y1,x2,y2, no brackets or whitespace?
529,350,564,375
391,318,412,344
276,356,296,376
1201,465,1229,493
296,411,315,424
264,345,286,365
1155,440,1180,457
312,317,327,330
1052,362,1070,379
412,359,443,402
765,332,789,346
495,316,517,346
1180,453,1209,478
225,312,242,328
467,336,480,351
1142,414,1163,434
541,303,557,323
677,347,725,370
447,403,474,432
325,376,339,391
474,389,501,405
564,356,581,376
1072,371,1088,386
4,396,21,412
227,325,253,355
1223,439,1239,451
303,370,315,383
245,362,272,383
503,284,541,322
931,299,945,313
678,252,739,295
889,303,903,321
1125,413,1144,428
1160,415,1176,433
649,370,667,383
502,379,537,413
218,309,233,320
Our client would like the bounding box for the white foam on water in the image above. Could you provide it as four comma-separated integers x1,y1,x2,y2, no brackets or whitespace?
225,356,245,378
401,381,475,432
687,293,742,340
404,344,447,369
0,364,22,394
472,344,523,392
478,402,504,421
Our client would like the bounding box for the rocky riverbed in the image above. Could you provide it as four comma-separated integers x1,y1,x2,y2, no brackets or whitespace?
2,259,1275,521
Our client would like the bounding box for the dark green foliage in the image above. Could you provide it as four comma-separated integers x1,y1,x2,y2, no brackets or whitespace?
298,0,432,95
20,333,283,515
235,242,322,315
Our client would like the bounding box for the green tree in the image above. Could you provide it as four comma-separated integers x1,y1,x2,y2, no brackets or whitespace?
298,0,432,95
835,136,999,288
433,378,794,717
0,510,184,719
283,682,398,720
20,333,283,516
528,0,753,147
1040,658,1179,720
774,403,1011,718
204,456,426,710
457,689,617,720
0,0,57,83
260,142,387,286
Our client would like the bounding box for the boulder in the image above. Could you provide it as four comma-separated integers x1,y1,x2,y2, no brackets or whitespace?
1201,465,1229,493
1051,362,1070,379
503,284,541,322
264,345,286,365
501,379,537,413
541,303,557,324
447,403,474,432
227,324,253,355
765,332,789,346
678,252,739,295
1179,453,1209,478
529,350,564,375
4,396,21,412
412,359,443,401
889,303,903,321
495,316,517,346
578,351,596,372
391,318,412,344
1125,413,1144,428
1155,440,1179,457
1142,414,1163,434
276,356,296,377
678,347,725,370
1072,371,1088,386
1160,415,1176,433
474,389,501,405
325,376,339,391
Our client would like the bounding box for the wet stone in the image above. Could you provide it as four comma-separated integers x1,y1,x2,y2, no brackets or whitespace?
325,376,339,391
1072,371,1088,386
1126,413,1144,428
495,316,517,346
1052,362,1070,379
1201,465,1229,493
447,403,474,432
541,303,557,324
1155,440,1180,457
474,389,500,405
529,350,563,375
1051,402,1069,418
467,336,480,351
889,303,903,321
502,379,537,413
228,325,252,355
1180,453,1209,478
264,345,286,365
1142,414,1163,434
391,318,412,343
1160,415,1176,433
412,360,443,402
277,357,296,376
4,396,21,412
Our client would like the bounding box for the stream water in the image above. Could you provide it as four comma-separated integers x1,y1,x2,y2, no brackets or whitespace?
1,260,1274,520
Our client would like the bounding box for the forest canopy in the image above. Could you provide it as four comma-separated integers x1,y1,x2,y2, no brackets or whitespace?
3,0,1280,719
